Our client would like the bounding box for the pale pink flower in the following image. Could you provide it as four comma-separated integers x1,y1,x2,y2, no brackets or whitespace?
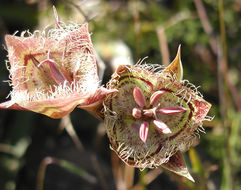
0,22,114,119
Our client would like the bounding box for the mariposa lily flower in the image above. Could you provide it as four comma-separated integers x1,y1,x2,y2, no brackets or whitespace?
0,20,114,119
104,46,211,181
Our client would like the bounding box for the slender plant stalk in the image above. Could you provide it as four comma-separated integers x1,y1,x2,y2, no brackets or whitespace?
131,169,162,190
124,165,135,189
111,151,122,189
194,0,217,55
218,0,233,189
137,169,147,190
227,76,241,112
132,0,141,58
157,27,170,67
195,0,240,112
163,12,194,29
36,157,58,190
36,157,97,190
156,12,194,67
60,116,110,189
90,154,109,190
60,115,84,151
194,1,234,188
64,0,90,22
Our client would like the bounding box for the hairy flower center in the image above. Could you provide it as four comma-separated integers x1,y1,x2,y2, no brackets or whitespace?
131,87,187,143
30,50,73,86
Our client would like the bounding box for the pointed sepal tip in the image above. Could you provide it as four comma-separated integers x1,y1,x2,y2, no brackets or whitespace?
163,45,183,82
161,150,195,182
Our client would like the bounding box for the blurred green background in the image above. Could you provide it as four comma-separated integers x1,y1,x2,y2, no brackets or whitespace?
0,0,240,190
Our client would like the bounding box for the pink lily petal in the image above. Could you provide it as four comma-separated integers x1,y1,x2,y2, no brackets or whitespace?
158,106,186,115
2,23,101,119
132,108,142,119
139,122,149,143
153,120,171,134
133,87,146,108
150,90,165,105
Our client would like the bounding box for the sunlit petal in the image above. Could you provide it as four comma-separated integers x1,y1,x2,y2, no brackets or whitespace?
133,87,146,108
1,22,100,118
150,90,165,105
132,108,142,119
153,120,172,134
158,106,187,115
139,122,149,143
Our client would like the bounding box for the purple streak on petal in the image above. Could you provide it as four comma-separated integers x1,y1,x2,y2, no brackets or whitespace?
133,87,146,108
158,106,187,115
49,61,69,85
153,120,171,134
150,90,165,105
139,121,149,143
30,54,52,79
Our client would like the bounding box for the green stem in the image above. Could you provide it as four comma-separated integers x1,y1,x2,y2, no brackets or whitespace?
218,0,233,189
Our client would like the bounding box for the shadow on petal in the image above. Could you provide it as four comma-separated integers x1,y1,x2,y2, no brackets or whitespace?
161,150,195,182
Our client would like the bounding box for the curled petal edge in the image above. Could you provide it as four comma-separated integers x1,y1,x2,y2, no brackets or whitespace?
0,88,117,119
0,94,88,119
78,87,118,121
0,101,29,111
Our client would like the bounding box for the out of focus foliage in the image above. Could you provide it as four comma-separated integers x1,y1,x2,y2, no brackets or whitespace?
0,0,240,190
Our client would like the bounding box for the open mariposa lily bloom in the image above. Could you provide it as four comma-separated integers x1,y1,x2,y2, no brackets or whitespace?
0,22,114,119
104,46,211,181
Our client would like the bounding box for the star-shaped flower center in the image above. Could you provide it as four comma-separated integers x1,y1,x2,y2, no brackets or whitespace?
132,87,187,143
30,50,75,86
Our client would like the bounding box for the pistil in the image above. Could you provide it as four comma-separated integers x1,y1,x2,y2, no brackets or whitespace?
131,87,187,143
30,51,71,85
